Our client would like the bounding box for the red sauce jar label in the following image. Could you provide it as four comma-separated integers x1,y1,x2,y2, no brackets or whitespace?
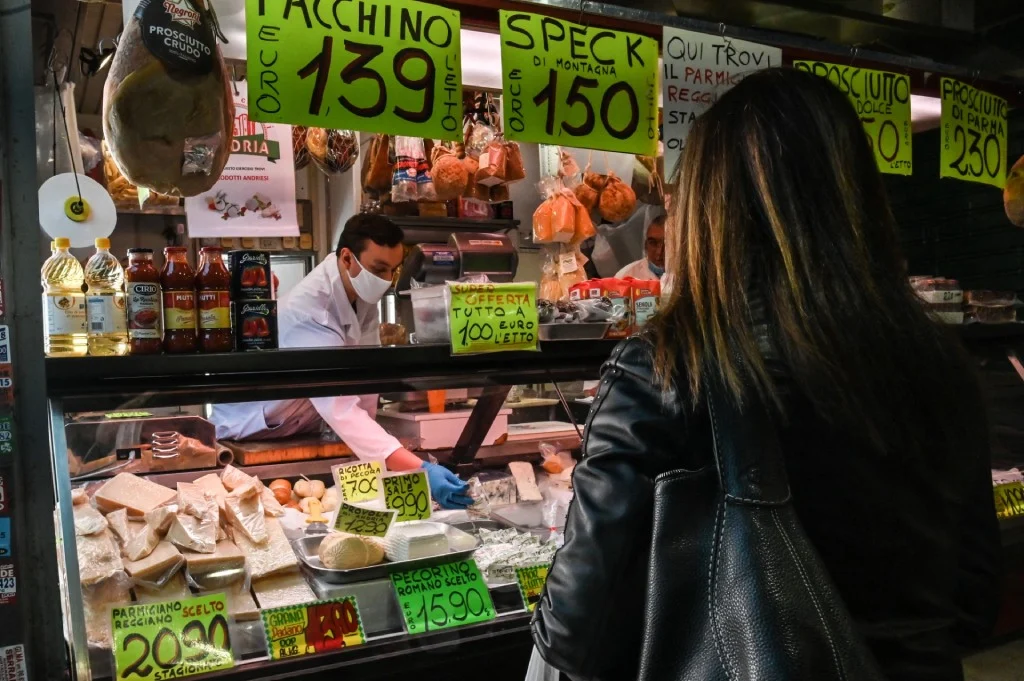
198,291,231,330
163,291,197,330
127,282,162,340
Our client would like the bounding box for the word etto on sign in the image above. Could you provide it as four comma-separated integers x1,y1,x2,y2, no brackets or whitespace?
939,78,1008,188
247,0,462,140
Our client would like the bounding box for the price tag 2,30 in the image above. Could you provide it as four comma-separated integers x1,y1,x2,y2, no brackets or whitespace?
939,78,1008,189
112,594,234,680
392,560,496,634
994,482,1024,520
333,502,396,537
383,471,432,522
333,461,384,503
262,597,365,661
515,564,550,613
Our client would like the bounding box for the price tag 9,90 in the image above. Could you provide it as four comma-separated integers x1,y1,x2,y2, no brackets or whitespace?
383,471,432,522
112,594,234,680
333,461,384,503
939,78,1008,189
392,560,496,634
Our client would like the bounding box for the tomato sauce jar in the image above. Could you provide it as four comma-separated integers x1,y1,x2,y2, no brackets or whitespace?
161,247,197,353
196,246,233,353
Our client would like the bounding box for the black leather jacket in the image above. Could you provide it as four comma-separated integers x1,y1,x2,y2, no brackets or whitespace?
532,337,1001,681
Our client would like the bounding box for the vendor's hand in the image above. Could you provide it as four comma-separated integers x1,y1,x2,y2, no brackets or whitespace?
422,461,472,509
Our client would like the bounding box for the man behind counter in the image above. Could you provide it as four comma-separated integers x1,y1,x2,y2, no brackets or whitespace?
212,213,472,509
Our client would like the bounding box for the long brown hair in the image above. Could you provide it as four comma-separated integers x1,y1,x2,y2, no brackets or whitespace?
651,67,973,455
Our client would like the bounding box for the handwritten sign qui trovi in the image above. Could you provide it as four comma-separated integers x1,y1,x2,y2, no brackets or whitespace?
448,282,538,355
793,61,912,176
383,470,432,522
499,10,658,155
247,0,462,140
940,78,1008,189
392,560,496,634
262,597,365,660
333,501,396,537
661,27,780,179
994,482,1024,520
113,594,233,680
515,564,550,613
334,460,383,503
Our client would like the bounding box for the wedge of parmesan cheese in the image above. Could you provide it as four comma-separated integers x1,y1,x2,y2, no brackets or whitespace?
77,530,124,586
508,462,543,502
166,513,217,554
83,576,130,649
220,464,260,492
95,473,176,517
134,571,191,603
143,505,176,534
225,483,268,544
252,571,315,610
192,473,229,512
182,540,245,575
225,582,260,621
105,508,132,545
124,524,161,562
71,487,89,506
123,541,182,582
234,517,298,579
74,504,109,536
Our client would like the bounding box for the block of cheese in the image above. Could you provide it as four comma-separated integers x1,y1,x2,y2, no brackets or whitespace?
234,517,298,579
95,473,176,517
124,541,182,582
382,523,449,562
225,582,260,621
225,483,268,544
134,571,191,603
221,464,260,492
144,505,176,533
71,487,89,506
77,530,124,586
167,513,217,554
252,571,315,610
182,540,245,575
74,504,109,536
318,534,384,569
106,509,131,544
177,482,216,519
192,473,229,512
124,524,161,561
476,470,517,507
83,576,131,649
508,462,543,502
261,486,285,517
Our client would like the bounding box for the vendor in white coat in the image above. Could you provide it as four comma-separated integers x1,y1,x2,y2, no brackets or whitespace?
212,213,472,509
614,211,666,280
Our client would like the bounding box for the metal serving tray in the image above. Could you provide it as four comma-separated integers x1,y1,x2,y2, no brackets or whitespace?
539,322,611,341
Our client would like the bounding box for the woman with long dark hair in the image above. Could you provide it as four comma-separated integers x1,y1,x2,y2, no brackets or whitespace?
532,68,1000,681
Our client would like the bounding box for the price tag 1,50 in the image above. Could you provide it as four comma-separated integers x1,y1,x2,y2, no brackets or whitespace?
939,78,1008,189
382,471,432,522
333,461,384,503
261,597,365,661
392,560,496,634
515,564,550,613
333,502,396,537
112,594,234,680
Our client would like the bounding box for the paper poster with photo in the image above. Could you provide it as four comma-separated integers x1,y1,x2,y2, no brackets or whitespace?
185,81,299,237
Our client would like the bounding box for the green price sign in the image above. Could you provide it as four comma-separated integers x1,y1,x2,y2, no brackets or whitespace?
112,594,233,680
383,471,432,522
448,282,539,355
515,563,550,613
103,411,153,419
994,482,1024,520
262,597,365,661
333,501,396,537
391,560,496,634
939,78,1007,189
499,10,658,155
793,61,912,176
247,0,463,140
333,461,383,503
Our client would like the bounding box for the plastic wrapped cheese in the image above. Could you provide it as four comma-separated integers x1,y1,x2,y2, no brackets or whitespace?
74,504,109,536
83,574,131,649
192,473,229,512
123,541,183,585
225,483,268,544
106,509,131,544
135,571,191,603
252,571,316,610
508,462,543,502
95,473,176,517
124,525,161,562
225,582,259,621
182,540,245,575
260,486,285,517
166,513,217,554
144,505,176,533
234,518,298,579
382,523,449,562
220,464,260,492
71,487,89,506
317,533,384,569
78,530,124,586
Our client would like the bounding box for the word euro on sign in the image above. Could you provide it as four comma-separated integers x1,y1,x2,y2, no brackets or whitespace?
247,0,463,140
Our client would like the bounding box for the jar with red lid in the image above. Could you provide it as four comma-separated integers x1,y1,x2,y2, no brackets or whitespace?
161,247,197,353
196,246,233,353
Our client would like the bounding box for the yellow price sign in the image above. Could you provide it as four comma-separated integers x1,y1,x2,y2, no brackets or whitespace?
515,564,550,613
262,597,365,660
448,282,539,355
383,471,432,522
333,461,384,503
994,482,1024,520
939,78,1008,189
333,502,396,537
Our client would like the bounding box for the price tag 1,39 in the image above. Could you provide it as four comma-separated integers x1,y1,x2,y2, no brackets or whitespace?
392,560,496,634
448,282,539,355
940,78,1008,189
333,502,396,537
994,482,1024,520
261,597,365,661
246,0,463,141
333,461,384,503
499,10,658,155
112,594,234,680
382,471,432,522
515,564,550,613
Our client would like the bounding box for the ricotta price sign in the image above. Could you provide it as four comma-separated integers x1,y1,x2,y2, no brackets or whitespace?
247,0,463,140
794,61,913,176
499,10,658,155
261,597,365,660
392,560,496,634
448,282,539,355
333,460,384,503
940,78,1008,189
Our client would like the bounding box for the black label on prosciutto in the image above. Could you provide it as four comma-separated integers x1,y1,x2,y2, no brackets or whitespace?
135,0,215,74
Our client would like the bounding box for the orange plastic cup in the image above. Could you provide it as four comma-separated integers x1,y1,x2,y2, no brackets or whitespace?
427,390,446,414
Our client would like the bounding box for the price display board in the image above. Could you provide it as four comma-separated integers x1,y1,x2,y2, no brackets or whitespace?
246,0,463,140
333,461,384,503
499,10,658,155
383,471,431,522
112,594,233,680
391,560,496,634
333,502,396,537
448,282,538,355
994,482,1024,520
662,27,780,179
515,564,550,613
793,61,912,176
939,78,1008,189
261,597,365,660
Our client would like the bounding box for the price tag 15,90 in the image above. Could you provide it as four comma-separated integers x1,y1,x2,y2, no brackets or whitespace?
499,10,659,155
994,482,1024,520
246,0,463,141
939,78,1008,189
262,597,365,661
112,594,234,680
392,559,496,634
333,502,396,537
515,564,551,613
333,461,384,503
382,471,432,522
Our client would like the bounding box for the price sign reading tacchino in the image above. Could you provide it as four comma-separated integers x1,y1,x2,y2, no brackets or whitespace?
994,482,1024,520
261,597,365,661
333,461,383,503
112,594,233,680
515,564,550,613
940,78,1008,189
333,501,396,537
793,61,912,176
448,282,538,355
247,0,462,140
391,560,496,634
499,10,658,155
383,471,432,522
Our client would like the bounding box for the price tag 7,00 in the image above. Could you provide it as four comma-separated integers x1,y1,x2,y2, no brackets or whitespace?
515,564,551,613
333,502,396,537
392,560,496,634
383,471,432,522
262,597,365,661
333,461,384,503
112,594,234,680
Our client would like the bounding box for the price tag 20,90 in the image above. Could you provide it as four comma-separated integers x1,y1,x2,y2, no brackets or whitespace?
383,471,432,522
939,78,1008,189
112,594,234,680
392,560,496,634
333,502,396,537
515,564,551,613
262,597,365,661
333,461,384,503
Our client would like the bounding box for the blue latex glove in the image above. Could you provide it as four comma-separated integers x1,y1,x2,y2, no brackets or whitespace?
422,461,472,509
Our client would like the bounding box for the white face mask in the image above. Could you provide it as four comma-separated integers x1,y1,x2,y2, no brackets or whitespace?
347,258,392,304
